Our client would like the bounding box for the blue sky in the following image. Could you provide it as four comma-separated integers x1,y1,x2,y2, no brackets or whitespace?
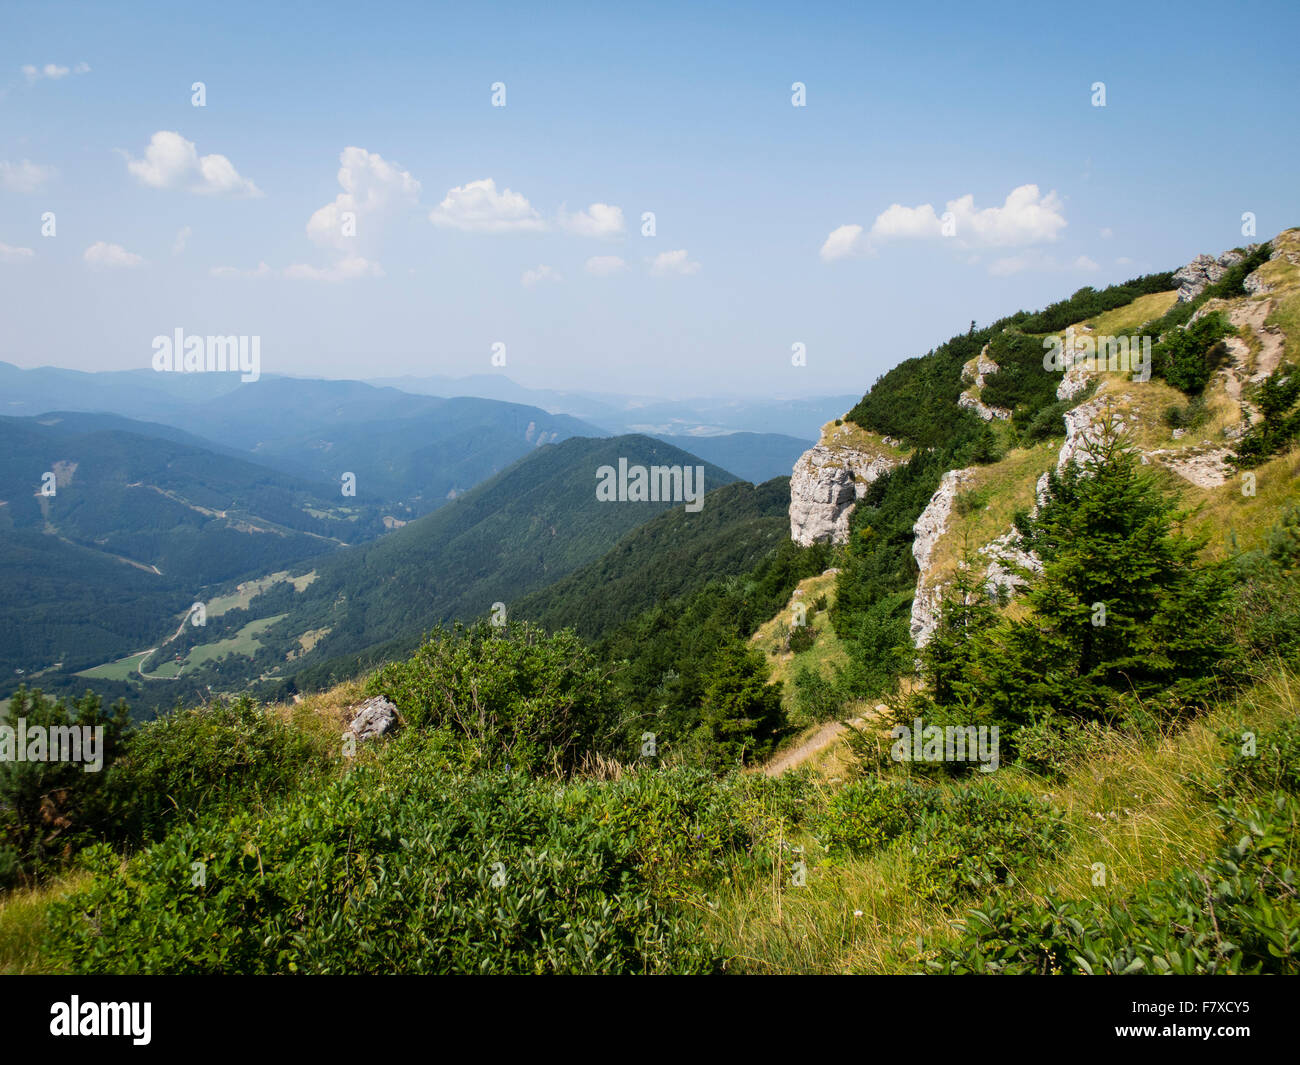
2,0,1298,398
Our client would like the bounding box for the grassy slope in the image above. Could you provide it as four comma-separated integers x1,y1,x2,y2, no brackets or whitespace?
700,664,1298,973
713,245,1300,970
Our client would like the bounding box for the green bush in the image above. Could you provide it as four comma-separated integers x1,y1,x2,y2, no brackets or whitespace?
1230,548,1300,664
365,621,618,773
787,622,817,653
1012,718,1112,777
817,777,1065,900
568,767,814,900
107,695,334,845
1158,311,1234,393
1212,719,1300,798
791,665,841,726
1234,365,1300,467
931,794,1300,974
905,784,1067,901
818,778,942,858
45,738,721,975
0,687,130,886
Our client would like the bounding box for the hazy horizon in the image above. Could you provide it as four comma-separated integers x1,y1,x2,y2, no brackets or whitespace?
4,0,1298,398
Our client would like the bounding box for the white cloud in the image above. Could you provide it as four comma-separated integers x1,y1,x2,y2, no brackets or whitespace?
870,203,943,241
83,241,144,269
306,147,421,251
1100,227,1114,239
938,186,1067,247
124,131,261,197
819,223,865,262
649,249,700,276
0,242,35,263
211,258,382,282
1074,255,1100,272
21,61,90,83
429,178,545,233
283,257,384,282
521,264,562,287
0,159,56,193
172,226,192,255
585,255,627,276
823,184,1067,261
559,203,625,238
210,262,274,279
1116,256,1134,266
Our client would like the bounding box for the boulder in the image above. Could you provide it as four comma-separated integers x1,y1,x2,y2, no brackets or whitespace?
347,695,401,742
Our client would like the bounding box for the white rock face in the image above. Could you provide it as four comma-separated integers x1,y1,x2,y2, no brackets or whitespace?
958,390,1011,422
908,467,974,648
959,347,1010,421
1056,391,1133,471
1173,247,1254,302
981,527,1042,600
1244,268,1270,296
1148,447,1233,489
789,443,900,546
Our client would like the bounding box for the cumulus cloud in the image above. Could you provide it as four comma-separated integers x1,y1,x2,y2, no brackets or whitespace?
0,242,35,263
211,258,382,282
585,255,627,276
819,223,865,262
210,262,274,280
22,62,88,83
559,203,625,238
172,226,192,255
83,241,144,269
1074,255,1100,272
123,131,261,197
649,249,700,276
284,257,384,282
306,147,420,251
521,264,562,287
871,203,944,242
0,159,56,193
429,178,545,233
822,184,1067,262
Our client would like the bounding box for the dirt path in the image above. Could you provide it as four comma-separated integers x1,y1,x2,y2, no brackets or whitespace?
763,706,884,776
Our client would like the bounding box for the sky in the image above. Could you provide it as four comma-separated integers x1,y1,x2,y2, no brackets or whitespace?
2,0,1298,399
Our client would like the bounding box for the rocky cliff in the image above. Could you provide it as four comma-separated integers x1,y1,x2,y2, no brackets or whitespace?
788,422,905,545
832,227,1300,652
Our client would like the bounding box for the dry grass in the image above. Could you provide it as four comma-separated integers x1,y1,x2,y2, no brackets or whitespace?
708,662,1300,973
815,418,910,461
750,570,848,702
1085,289,1180,336
1187,445,1300,559
0,870,93,975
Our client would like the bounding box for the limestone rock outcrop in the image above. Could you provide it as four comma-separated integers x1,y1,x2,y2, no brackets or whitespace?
1173,247,1256,302
789,438,901,546
908,468,974,648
